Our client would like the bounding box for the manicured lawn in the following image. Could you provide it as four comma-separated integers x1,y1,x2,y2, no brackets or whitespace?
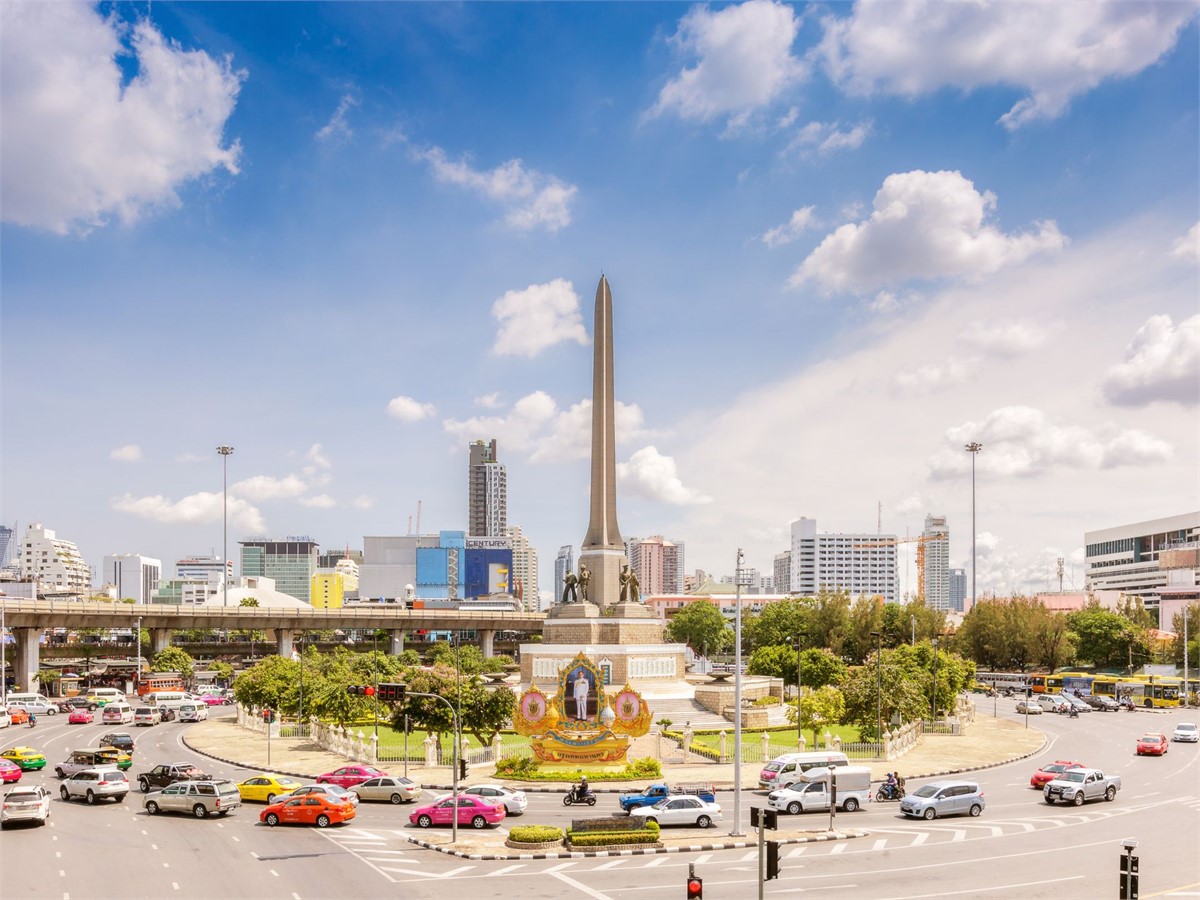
685,725,865,750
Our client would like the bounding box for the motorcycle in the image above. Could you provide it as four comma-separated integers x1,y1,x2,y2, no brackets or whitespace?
27,715,37,729
1068,707,1079,719
875,782,905,802
562,788,597,807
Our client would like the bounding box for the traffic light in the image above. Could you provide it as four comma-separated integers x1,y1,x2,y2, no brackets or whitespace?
364,686,376,697
459,758,468,781
686,875,703,899
766,840,781,881
378,682,407,702
262,708,275,724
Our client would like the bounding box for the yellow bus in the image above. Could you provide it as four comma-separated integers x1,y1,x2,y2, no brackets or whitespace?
1135,676,1181,709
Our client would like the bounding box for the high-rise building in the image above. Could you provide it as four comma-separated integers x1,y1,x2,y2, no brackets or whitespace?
627,535,684,595
922,515,951,610
102,553,161,604
318,548,363,569
553,545,574,606
789,517,898,603
360,531,513,601
311,570,347,608
0,524,15,568
19,523,91,594
239,537,319,603
468,439,507,537
176,555,232,586
773,551,792,596
505,525,539,611
949,568,967,612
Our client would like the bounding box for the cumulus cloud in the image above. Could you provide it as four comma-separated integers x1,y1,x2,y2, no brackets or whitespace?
231,474,308,502
782,120,872,158
304,444,332,470
791,170,1066,293
1102,314,1200,407
491,279,590,358
928,406,1172,478
618,446,712,505
1,3,244,234
891,357,977,396
761,206,817,247
299,494,336,508
411,145,577,232
387,395,436,423
475,393,502,409
817,1,1199,129
315,92,359,143
109,444,143,462
1173,222,1199,262
113,491,265,532
650,0,805,129
958,319,1050,357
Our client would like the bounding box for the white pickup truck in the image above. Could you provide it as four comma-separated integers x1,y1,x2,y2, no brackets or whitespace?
1043,767,1121,806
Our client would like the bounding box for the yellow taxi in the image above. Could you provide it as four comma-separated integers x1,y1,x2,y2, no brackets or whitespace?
236,773,306,803
1,747,47,771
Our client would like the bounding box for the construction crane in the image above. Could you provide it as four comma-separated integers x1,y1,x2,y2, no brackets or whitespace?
853,534,947,601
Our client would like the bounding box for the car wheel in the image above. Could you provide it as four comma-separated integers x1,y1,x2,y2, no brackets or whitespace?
139,778,150,793
787,802,801,815
86,791,96,805
266,793,275,804
471,815,487,829
316,815,331,828
115,795,126,803
697,815,712,829
1045,797,1055,804
844,798,859,812
60,787,70,801
969,804,982,817
390,793,402,805
1072,792,1084,807
417,814,432,828
55,768,65,779
265,813,279,826
146,801,160,815
1105,786,1116,801
923,807,936,820
193,804,208,819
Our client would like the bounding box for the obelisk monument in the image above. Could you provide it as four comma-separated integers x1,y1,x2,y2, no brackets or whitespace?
578,275,628,610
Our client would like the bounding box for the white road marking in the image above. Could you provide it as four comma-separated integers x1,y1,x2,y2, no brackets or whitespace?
644,856,670,867
544,862,577,873
172,884,180,892
871,874,1084,899
59,871,66,878
739,850,758,861
950,830,967,842
910,833,929,846
490,864,525,876
231,836,240,842
270,870,279,878
56,851,62,858
872,839,888,852
593,860,627,870
549,870,612,900
786,847,807,858
151,844,158,850
831,843,848,854
695,853,713,864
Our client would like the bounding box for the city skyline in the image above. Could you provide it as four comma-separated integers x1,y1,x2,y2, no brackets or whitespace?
2,2,1197,600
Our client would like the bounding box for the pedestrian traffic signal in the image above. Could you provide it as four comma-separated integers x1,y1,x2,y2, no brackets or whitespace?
766,840,780,881
686,875,703,899
378,682,407,702
459,758,468,781
262,708,275,723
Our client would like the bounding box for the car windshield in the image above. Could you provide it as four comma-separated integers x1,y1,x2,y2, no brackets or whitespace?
1060,772,1085,783
913,785,939,798
1177,724,1197,732
763,763,781,772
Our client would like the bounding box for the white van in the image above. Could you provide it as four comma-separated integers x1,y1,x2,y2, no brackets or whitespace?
767,765,872,814
758,751,850,790
101,703,135,725
86,688,127,706
146,691,197,712
5,692,51,709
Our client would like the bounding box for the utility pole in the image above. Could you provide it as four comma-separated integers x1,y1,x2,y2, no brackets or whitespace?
731,548,745,837
964,442,982,607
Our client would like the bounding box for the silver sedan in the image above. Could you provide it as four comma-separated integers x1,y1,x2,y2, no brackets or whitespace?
354,776,422,804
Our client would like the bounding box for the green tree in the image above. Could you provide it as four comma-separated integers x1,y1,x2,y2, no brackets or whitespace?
1068,605,1147,669
745,599,810,651
1029,608,1077,671
396,649,422,667
151,646,194,681
844,595,886,663
747,645,796,682
392,666,457,736
232,656,298,711
806,589,851,656
666,602,732,653
800,648,848,690
1117,596,1155,630
1170,604,1200,669
459,680,517,745
239,597,259,607
789,685,846,745
839,648,930,738
209,661,234,684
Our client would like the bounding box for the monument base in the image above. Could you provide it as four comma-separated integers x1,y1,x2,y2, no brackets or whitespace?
578,547,626,609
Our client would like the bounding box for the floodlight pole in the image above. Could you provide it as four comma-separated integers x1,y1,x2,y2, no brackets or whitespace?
217,446,234,608
731,548,745,836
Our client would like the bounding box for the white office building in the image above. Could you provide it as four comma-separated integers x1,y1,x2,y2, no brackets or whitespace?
176,555,232,586
19,523,91,594
102,553,161,604
1085,512,1200,606
922,515,951,611
790,517,898,603
505,525,539,611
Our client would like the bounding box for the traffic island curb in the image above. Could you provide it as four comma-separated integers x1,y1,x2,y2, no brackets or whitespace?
406,828,868,860
180,731,318,782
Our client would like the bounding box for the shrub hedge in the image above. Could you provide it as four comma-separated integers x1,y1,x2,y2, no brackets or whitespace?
509,825,564,843
493,755,662,782
566,829,659,847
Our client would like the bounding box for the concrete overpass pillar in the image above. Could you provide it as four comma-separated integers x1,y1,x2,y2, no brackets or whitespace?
388,630,404,656
479,629,495,658
276,629,294,659
150,629,173,654
12,628,41,693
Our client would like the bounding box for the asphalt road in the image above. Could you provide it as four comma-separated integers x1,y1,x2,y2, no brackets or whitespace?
2,700,1198,900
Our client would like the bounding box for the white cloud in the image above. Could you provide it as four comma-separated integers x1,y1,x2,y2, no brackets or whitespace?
443,390,560,452
315,92,359,143
1173,222,1200,262
958,320,1050,357
1102,314,1200,407
412,145,577,233
491,279,590,358
891,357,977,396
230,474,308,502
618,446,712,506
351,495,376,510
893,494,923,516
531,400,649,463
387,395,436,423
112,491,265,532
299,494,336,508
782,120,872,158
304,443,332,470
475,393,502,409
761,206,817,247
928,406,1173,478
791,170,1066,293
109,444,143,462
650,0,805,128
817,1,1199,129
1,3,244,234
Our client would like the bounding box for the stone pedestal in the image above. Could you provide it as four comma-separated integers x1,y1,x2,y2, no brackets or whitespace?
578,548,626,609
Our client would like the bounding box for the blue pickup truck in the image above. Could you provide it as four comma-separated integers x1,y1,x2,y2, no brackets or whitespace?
618,783,716,813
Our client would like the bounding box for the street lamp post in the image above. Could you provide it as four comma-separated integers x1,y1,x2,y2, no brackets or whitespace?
297,636,304,726
1,603,6,704
790,633,804,750
137,616,143,688
217,446,234,608
931,633,946,725
731,548,745,837
871,631,883,743
964,442,982,607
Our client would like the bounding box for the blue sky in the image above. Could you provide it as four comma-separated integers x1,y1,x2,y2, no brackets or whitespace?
2,1,1198,600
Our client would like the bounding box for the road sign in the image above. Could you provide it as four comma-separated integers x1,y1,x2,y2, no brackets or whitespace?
750,807,777,830
1119,873,1139,900
1120,855,1139,874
